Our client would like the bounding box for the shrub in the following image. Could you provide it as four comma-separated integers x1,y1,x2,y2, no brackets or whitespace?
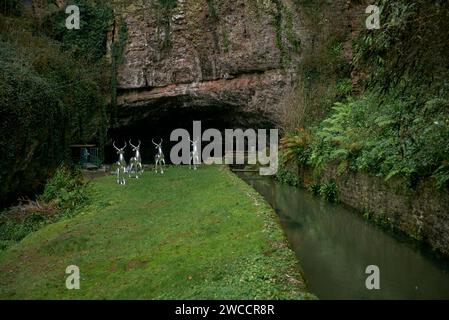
39,165,90,212
319,181,338,203
275,168,299,187
0,9,111,204
279,0,449,192
433,163,449,190
0,166,91,251
280,128,312,165
41,0,114,61
305,93,449,190
336,78,353,98
307,183,321,196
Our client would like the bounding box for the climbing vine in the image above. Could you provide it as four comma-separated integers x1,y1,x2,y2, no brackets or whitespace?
206,0,219,23
110,19,128,128
42,0,114,61
153,0,177,52
271,0,301,67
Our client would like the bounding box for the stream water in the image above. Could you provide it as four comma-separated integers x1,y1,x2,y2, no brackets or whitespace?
238,173,449,300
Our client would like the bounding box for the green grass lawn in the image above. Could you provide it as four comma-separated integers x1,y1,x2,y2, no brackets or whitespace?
0,166,309,299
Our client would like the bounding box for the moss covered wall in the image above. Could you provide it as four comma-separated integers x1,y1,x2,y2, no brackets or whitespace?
299,165,449,256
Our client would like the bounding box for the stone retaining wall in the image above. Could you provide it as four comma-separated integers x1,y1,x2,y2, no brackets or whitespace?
298,165,449,255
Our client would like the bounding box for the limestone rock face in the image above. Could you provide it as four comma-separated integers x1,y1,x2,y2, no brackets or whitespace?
112,0,301,126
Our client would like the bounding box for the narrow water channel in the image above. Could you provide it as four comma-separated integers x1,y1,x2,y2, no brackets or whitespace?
238,173,449,300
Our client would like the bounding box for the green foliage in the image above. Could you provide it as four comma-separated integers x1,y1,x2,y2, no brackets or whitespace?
0,213,44,246
156,0,178,11
0,7,111,204
0,166,90,251
0,0,23,16
41,0,114,61
40,0,114,145
329,41,343,58
433,163,449,190
110,20,128,127
285,176,338,204
153,0,177,51
354,0,449,94
308,99,363,173
275,168,299,187
336,78,353,98
280,128,312,165
0,39,64,205
283,1,351,127
285,92,449,190
319,181,338,203
307,183,321,196
271,0,301,67
39,165,90,212
285,0,449,190
362,209,395,233
206,0,219,23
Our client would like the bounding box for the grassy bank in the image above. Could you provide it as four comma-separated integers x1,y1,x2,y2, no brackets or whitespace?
0,166,309,299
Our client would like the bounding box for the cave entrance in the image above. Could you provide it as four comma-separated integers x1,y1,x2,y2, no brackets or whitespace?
106,105,274,165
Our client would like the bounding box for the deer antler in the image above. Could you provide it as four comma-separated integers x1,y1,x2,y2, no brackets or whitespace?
138,140,141,148
129,139,137,149
114,141,126,151
153,138,163,146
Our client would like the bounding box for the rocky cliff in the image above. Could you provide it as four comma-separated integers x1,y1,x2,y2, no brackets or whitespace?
110,0,362,130
111,0,303,127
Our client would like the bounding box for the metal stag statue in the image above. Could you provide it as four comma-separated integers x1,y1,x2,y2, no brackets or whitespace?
129,139,143,179
113,141,127,185
189,138,200,170
152,138,165,174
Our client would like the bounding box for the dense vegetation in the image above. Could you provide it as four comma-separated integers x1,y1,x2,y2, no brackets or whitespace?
0,166,91,251
279,0,449,190
0,0,23,16
153,0,178,51
0,0,114,206
0,167,311,299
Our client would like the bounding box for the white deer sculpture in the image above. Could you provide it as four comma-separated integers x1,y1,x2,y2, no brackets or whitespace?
152,138,165,174
129,139,143,179
189,138,200,170
113,141,127,185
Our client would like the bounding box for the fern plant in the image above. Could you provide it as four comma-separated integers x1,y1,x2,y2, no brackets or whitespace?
279,128,312,165
320,181,339,203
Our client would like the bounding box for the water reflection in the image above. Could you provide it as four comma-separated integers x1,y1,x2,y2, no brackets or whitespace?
240,174,449,300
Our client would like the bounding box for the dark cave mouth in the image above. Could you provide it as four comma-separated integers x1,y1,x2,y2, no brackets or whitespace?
106,105,275,164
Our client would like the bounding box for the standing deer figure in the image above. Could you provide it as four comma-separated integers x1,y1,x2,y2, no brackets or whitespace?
152,138,165,174
189,138,200,170
113,141,127,185
129,139,143,179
